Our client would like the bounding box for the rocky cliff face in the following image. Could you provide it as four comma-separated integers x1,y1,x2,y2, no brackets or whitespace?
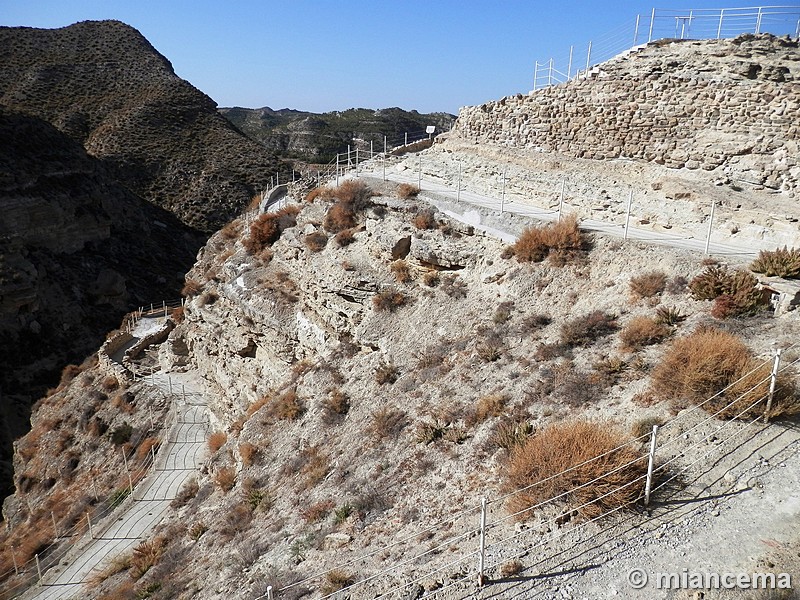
454,34,800,197
0,20,285,232
220,106,455,162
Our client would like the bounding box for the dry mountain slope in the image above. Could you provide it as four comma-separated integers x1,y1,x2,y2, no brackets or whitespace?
0,20,284,232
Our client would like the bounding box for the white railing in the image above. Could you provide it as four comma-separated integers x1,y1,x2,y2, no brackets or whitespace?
533,5,800,90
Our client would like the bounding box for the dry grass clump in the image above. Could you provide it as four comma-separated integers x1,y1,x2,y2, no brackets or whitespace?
397,183,420,199
130,537,166,579
412,209,437,230
243,206,300,255
372,288,409,312
181,278,203,297
268,389,305,421
214,466,237,492
375,362,400,384
304,231,328,252
299,446,330,489
491,419,534,453
220,219,243,241
239,442,258,467
508,215,588,265
208,431,228,453
170,478,199,508
324,201,357,233
750,246,800,278
629,271,667,299
301,499,335,523
170,305,185,323
390,260,412,283
334,228,356,247
322,389,350,422
560,311,618,347
689,265,765,318
305,186,329,203
503,420,647,518
500,559,525,578
333,180,373,204
620,316,672,350
466,393,509,427
321,569,355,595
651,327,799,419
422,270,440,287
322,181,374,233
367,407,409,441
654,305,685,325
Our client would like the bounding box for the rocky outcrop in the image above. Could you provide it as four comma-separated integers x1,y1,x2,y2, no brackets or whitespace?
454,35,800,197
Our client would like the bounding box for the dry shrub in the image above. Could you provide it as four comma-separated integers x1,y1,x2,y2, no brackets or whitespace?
245,395,271,420
322,389,350,422
629,271,667,299
214,466,237,492
510,215,588,265
651,327,799,419
503,420,647,518
208,431,228,453
305,186,330,203
422,270,440,287
467,394,509,427
130,537,166,579
334,228,356,247
372,288,409,312
500,559,524,577
170,478,199,508
397,183,420,199
170,305,185,324
268,389,305,421
304,231,328,252
332,180,373,205
324,201,357,233
689,265,765,318
59,363,83,387
301,499,335,523
239,442,258,467
654,305,685,325
136,437,159,462
620,316,672,350
750,246,800,278
243,207,299,254
390,260,412,283
181,278,203,297
375,362,399,384
412,209,436,230
299,446,330,488
220,219,243,241
322,569,355,595
490,418,534,453
367,407,409,441
560,311,618,347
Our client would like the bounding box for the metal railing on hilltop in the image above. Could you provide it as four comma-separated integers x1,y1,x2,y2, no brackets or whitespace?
532,5,800,90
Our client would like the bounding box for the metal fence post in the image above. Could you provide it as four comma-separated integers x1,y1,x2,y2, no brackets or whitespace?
336,153,340,186
704,199,716,255
624,190,633,240
383,136,387,181
457,161,462,203
501,166,507,213
405,132,408,146
547,58,553,86
418,153,422,189
756,6,763,34
533,61,539,91
633,13,641,45
585,41,592,73
567,45,573,80
644,425,659,506
51,511,58,539
558,178,565,221
87,512,94,539
477,497,487,586
717,8,725,38
356,146,359,177
11,547,18,575
764,348,783,424
35,553,42,586
266,585,274,600
122,448,133,494
648,7,656,42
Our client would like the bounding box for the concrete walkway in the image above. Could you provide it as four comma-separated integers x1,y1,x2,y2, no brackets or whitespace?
24,369,209,600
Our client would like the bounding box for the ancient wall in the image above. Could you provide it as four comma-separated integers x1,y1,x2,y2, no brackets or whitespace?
454,35,800,196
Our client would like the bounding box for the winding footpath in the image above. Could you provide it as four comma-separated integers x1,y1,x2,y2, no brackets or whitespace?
24,321,209,600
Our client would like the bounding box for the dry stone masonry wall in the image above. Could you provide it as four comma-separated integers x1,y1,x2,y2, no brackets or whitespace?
454,35,800,197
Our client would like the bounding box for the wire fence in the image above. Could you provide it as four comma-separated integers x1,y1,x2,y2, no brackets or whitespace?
532,5,800,89
252,342,797,599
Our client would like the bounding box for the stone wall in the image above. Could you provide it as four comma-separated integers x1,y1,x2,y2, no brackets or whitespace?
454,34,799,197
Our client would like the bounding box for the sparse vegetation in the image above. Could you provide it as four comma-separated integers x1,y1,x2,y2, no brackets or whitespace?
390,260,412,283
689,265,766,318
304,231,328,252
208,431,227,453
322,569,355,595
372,288,409,312
375,362,399,384
397,183,420,199
629,271,667,299
560,311,618,347
654,305,685,325
750,246,800,278
334,228,356,247
412,209,437,230
503,420,647,518
214,466,236,492
367,407,409,441
508,214,588,265
619,316,672,350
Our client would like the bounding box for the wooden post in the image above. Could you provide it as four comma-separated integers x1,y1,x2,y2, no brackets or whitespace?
624,190,633,240
383,136,387,182
51,511,58,539
764,349,783,424
11,547,18,575
644,425,659,506
122,448,133,494
704,199,716,255
477,497,487,586
87,512,94,539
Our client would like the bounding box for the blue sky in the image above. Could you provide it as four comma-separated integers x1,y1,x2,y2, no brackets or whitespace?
2,1,795,114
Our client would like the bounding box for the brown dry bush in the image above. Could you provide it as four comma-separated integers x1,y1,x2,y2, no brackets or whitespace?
324,201,357,233
332,180,373,205
503,420,647,518
560,311,618,347
750,246,800,279
375,362,399,384
422,270,440,287
130,537,166,579
322,569,355,595
301,499,335,523
208,431,228,453
136,437,160,462
397,183,420,199
305,186,330,203
619,316,672,350
214,466,237,492
651,327,799,419
239,442,258,467
689,265,765,318
181,278,203,297
304,231,328,252
629,271,667,299
170,305,185,323
367,407,409,441
220,219,243,241
334,228,356,247
510,214,588,265
466,393,508,427
243,206,300,255
373,288,409,312
390,260,412,283
322,389,350,422
299,446,330,489
267,389,305,421
412,209,437,230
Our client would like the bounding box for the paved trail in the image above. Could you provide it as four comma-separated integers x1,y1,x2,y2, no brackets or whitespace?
25,335,209,600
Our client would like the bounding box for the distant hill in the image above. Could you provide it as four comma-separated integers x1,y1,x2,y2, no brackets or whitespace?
0,20,285,232
220,106,456,162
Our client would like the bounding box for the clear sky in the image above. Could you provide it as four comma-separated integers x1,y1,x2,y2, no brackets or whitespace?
1,1,795,115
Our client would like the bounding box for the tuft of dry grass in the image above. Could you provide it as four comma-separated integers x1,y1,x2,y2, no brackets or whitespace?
750,246,800,278
322,389,350,422
619,316,672,350
239,442,258,467
208,431,228,453
304,231,328,252
629,271,667,299
373,288,409,312
500,559,525,577
397,183,420,199
130,537,166,579
214,466,237,492
466,393,508,427
267,389,305,421
321,569,355,595
689,265,765,318
560,311,618,347
324,201,357,233
181,278,203,297
301,499,335,523
503,420,647,518
367,407,409,441
390,260,412,283
375,362,400,384
651,327,799,419
412,209,437,230
299,446,330,489
334,228,356,247
509,214,588,265
243,207,300,255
